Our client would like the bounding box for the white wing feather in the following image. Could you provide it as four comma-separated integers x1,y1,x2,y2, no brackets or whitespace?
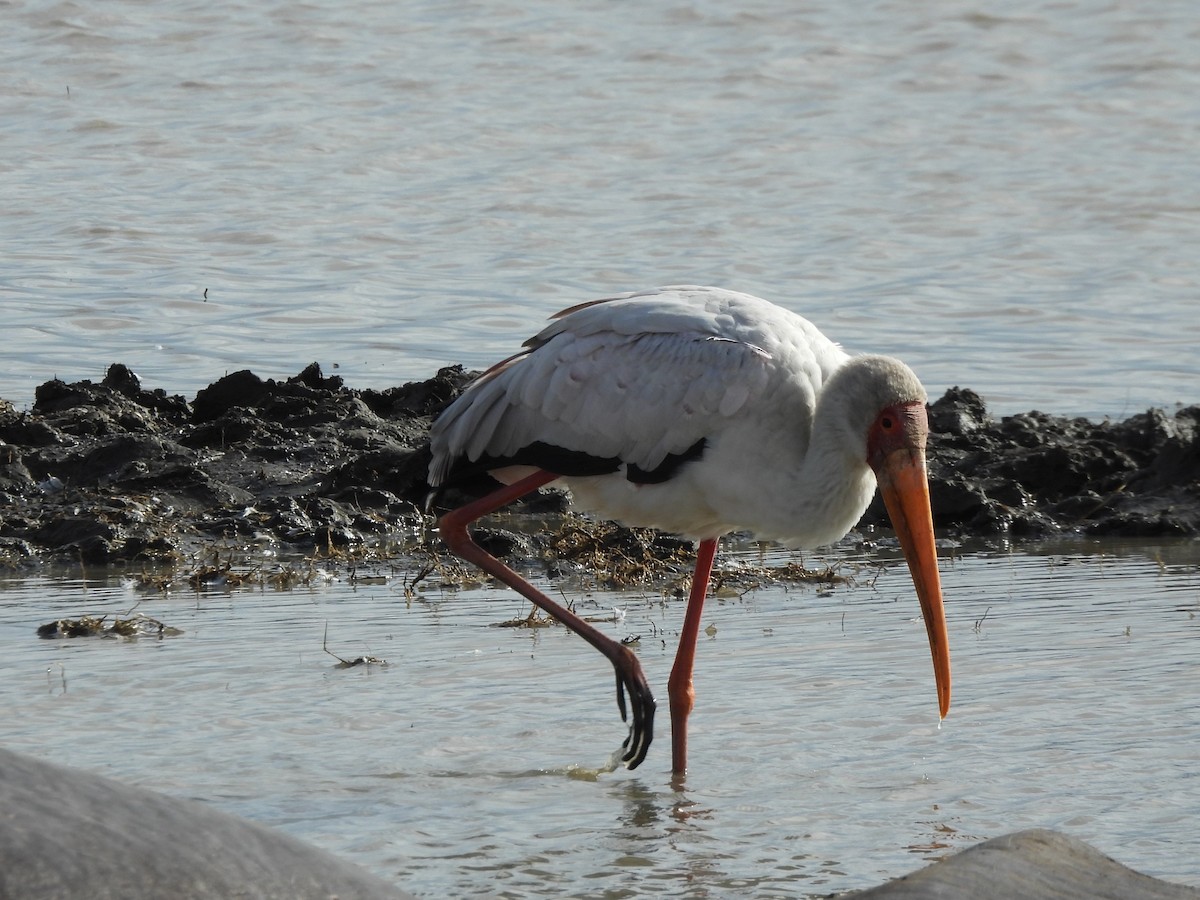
428,286,844,485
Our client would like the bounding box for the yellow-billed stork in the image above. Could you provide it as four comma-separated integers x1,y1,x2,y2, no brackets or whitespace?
428,286,951,776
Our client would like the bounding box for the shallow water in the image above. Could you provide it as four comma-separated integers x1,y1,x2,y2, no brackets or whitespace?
3,0,1199,417
3,536,1198,897
4,1,1199,893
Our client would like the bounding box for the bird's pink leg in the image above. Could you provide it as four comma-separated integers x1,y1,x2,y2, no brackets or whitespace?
668,537,718,777
437,470,656,769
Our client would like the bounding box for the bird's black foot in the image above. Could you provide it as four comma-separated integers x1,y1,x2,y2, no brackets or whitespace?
612,646,655,769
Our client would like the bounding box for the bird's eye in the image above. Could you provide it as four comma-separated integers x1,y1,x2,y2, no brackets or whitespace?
881,415,894,430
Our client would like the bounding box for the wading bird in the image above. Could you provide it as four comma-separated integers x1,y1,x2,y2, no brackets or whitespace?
428,286,951,775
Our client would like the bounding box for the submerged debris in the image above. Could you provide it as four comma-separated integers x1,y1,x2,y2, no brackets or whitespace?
545,519,694,590
322,623,387,669
37,613,181,639
494,605,555,628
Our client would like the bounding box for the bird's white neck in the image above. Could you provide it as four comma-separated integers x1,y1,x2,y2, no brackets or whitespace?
727,364,881,549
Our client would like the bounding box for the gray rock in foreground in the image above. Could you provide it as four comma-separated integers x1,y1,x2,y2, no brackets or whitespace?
844,828,1199,900
0,746,412,900
3,746,1196,899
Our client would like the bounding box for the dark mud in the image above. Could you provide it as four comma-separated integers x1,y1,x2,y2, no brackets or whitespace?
1,362,1197,569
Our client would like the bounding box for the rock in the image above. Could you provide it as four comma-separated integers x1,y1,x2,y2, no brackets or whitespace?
927,386,991,435
0,364,440,564
359,364,476,418
2,363,1200,566
0,746,413,900
842,828,1198,899
191,369,270,423
923,394,1200,538
5,748,1192,900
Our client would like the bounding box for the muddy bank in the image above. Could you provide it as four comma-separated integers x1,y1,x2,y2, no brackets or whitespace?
0,363,1197,568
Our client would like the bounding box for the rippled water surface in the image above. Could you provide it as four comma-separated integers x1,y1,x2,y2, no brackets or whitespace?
4,2,1200,895
3,0,1199,416
3,538,1198,897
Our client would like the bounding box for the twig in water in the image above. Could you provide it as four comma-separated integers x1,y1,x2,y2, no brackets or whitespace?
323,622,387,669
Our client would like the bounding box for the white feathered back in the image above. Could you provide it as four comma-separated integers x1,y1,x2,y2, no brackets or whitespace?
427,286,847,488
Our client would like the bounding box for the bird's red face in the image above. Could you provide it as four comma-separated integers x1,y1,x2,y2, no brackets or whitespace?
867,401,952,721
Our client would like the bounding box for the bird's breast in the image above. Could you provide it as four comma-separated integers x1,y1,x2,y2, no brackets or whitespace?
559,432,878,550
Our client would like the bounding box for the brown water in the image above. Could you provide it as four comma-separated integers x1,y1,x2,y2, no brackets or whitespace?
3,536,1198,897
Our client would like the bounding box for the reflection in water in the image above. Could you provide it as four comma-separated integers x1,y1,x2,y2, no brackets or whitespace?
604,779,728,892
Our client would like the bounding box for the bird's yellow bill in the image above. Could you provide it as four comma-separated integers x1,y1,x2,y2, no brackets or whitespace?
876,448,952,720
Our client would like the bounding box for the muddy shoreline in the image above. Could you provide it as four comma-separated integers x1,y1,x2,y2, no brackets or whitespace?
1,362,1197,569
